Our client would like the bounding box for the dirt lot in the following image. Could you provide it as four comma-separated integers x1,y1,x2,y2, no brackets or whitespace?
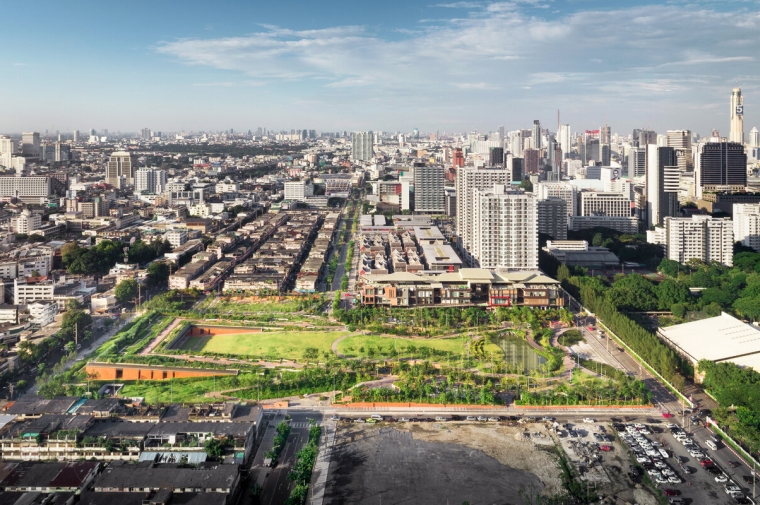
323,421,562,505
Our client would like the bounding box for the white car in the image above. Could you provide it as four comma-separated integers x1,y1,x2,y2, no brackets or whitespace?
662,468,675,476
726,484,741,494
654,461,668,469
583,418,595,423
647,468,662,476
636,456,650,464
656,476,669,484
715,474,728,483
668,476,681,484
659,449,670,459
665,423,677,429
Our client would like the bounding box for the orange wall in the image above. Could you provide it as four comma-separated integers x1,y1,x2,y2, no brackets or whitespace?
189,326,262,336
86,364,235,381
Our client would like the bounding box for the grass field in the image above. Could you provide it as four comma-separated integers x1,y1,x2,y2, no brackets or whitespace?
178,330,351,360
335,334,501,360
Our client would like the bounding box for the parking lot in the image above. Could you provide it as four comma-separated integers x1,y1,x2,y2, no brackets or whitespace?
615,418,756,504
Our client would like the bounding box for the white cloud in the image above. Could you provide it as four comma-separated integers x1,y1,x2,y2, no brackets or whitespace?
155,2,760,132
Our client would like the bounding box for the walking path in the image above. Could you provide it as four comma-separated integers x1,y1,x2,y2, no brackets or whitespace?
309,421,336,505
551,328,577,380
139,318,184,355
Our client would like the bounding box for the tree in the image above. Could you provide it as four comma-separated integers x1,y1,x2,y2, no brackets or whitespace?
592,233,603,247
656,279,691,309
146,262,170,287
115,279,138,304
17,341,39,362
519,178,533,192
28,234,45,242
204,438,228,459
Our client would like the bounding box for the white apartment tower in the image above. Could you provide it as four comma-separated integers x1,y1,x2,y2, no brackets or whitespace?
749,127,760,149
471,185,538,270
413,165,445,213
734,203,760,252
535,182,578,216
648,215,734,266
106,151,137,188
558,124,571,159
284,180,314,201
134,168,167,194
455,167,511,261
646,145,679,228
730,87,744,145
351,132,374,161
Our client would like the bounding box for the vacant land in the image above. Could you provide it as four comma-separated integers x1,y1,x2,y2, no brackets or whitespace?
179,330,350,359
323,423,560,505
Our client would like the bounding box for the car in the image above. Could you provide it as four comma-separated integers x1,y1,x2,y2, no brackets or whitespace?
366,418,377,424
656,476,669,484
465,416,476,421
370,414,383,420
707,466,722,475
699,458,714,466
654,461,668,469
354,418,366,423
541,416,554,421
583,418,596,423
487,417,499,422
399,417,410,422
668,499,685,505
647,468,662,476
665,423,677,429
726,484,742,493
734,497,751,504
715,474,728,483
663,489,680,497
742,475,755,484
659,449,670,459
636,456,650,464
668,476,681,484
600,445,612,451
477,416,487,422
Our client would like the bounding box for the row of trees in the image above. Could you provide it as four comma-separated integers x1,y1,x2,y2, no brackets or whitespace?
61,239,171,276
516,377,651,406
286,423,322,505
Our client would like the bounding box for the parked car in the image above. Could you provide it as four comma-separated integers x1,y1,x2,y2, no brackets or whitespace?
583,418,596,423
663,489,680,497
600,445,612,451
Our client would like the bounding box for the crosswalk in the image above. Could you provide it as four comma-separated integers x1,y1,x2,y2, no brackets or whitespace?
290,422,321,428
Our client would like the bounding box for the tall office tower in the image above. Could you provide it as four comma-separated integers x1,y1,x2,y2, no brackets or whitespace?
134,168,167,194
141,128,151,140
498,126,505,145
470,185,538,270
0,136,13,168
750,127,760,148
649,215,733,267
455,167,510,261
632,128,642,147
667,130,692,172
489,147,504,167
639,130,657,147
414,165,445,213
106,151,138,188
507,155,523,182
535,182,578,216
546,135,557,169
580,192,631,217
733,203,760,252
585,138,600,165
730,87,744,144
694,141,747,199
532,120,542,150
351,132,374,161
73,130,80,142
509,130,524,157
558,124,571,159
627,147,646,178
89,129,96,136
600,144,611,166
537,198,568,240
600,124,611,144
646,145,679,228
21,132,40,157
523,148,540,174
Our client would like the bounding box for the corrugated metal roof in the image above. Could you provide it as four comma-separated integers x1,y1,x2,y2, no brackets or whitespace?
138,451,208,464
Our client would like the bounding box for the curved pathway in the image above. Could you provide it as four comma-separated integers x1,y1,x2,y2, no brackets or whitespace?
139,318,184,356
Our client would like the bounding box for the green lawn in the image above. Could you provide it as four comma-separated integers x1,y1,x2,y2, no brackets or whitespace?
336,334,495,360
180,330,351,360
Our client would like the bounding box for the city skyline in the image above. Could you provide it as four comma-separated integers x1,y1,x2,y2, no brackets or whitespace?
2,1,759,134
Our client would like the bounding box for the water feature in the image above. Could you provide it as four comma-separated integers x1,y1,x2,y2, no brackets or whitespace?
492,332,547,373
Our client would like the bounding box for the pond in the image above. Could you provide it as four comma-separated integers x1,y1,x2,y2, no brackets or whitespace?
492,332,547,373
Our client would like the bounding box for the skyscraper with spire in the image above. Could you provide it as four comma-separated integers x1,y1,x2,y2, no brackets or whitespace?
730,87,744,144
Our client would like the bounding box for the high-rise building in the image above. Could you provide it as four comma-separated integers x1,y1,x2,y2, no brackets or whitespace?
73,130,80,142
558,124,571,159
532,120,542,150
506,154,523,182
452,148,464,168
646,145,679,228
694,141,747,199
600,124,611,144
141,128,151,140
106,151,138,188
21,132,40,157
535,182,578,216
730,87,744,144
471,185,538,270
351,132,374,161
413,165,445,213
628,147,646,178
648,215,733,266
537,198,568,240
734,203,760,252
284,180,314,201
584,138,600,165
0,136,14,168
749,127,759,148
523,148,540,174
488,147,504,167
134,168,167,194
667,130,693,172
580,192,631,217
638,130,657,147
509,130,523,157
455,167,511,261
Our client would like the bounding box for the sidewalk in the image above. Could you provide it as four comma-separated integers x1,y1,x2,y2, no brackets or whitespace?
309,421,336,505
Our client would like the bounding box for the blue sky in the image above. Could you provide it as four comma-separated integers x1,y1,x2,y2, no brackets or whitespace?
3,0,760,136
